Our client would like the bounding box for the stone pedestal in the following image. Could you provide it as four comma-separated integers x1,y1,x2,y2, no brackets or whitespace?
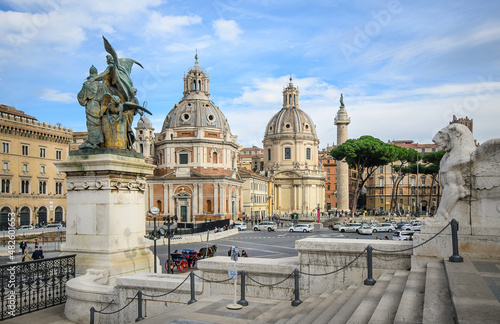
55,150,158,277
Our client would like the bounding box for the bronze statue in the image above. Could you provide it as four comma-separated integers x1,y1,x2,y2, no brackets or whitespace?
78,36,151,151
340,93,344,107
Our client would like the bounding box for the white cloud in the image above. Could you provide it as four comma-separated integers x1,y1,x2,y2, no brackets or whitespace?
145,12,202,35
38,88,75,103
213,19,242,42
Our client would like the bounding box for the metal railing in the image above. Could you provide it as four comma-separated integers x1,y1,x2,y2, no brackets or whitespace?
89,219,463,322
0,254,76,321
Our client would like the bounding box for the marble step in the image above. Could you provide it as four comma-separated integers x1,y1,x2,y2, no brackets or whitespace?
346,270,396,324
422,262,454,324
311,283,361,324
299,289,348,324
327,284,374,324
273,295,320,324
368,270,410,324
248,300,290,324
394,267,426,324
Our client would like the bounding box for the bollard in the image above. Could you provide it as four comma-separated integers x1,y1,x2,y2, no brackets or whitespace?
449,219,463,262
364,245,376,286
136,291,144,322
90,307,95,324
237,270,249,306
188,271,197,304
291,269,302,306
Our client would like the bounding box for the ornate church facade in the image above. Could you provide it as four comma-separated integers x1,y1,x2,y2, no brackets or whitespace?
138,57,243,222
263,79,326,216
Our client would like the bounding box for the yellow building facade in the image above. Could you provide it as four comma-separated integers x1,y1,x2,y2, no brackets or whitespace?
0,104,72,228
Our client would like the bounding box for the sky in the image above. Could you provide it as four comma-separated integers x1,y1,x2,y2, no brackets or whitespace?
1,0,499,148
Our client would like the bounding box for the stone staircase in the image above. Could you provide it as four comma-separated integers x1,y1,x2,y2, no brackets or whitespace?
249,262,454,324
141,257,500,324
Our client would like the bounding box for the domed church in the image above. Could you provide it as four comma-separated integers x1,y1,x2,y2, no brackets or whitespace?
263,78,326,216
143,55,243,222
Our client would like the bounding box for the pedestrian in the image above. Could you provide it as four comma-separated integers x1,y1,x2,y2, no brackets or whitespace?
32,248,40,260
20,240,27,254
34,239,39,249
38,246,44,259
241,250,248,257
227,249,231,257
22,250,32,262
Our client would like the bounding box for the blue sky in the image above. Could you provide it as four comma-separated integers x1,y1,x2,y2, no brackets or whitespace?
1,0,499,148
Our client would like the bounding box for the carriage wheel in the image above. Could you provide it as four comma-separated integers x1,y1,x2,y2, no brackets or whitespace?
179,259,189,273
165,260,174,273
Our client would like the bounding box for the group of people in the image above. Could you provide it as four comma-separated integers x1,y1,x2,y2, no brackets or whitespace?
227,249,248,257
19,239,44,262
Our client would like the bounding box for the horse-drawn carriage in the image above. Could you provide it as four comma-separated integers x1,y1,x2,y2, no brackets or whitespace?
166,245,217,273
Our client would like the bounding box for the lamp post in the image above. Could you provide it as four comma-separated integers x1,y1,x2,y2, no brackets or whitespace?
148,207,160,273
316,204,321,223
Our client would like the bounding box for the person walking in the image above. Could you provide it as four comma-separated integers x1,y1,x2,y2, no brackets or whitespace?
241,250,248,257
22,250,32,262
20,240,27,254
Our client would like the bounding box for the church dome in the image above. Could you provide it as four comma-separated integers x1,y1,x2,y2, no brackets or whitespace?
136,115,152,128
161,55,232,135
264,79,317,141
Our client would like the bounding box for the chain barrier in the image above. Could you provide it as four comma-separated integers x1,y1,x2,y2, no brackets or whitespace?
372,222,451,253
94,292,139,315
299,247,367,276
194,272,234,283
142,273,190,298
246,270,294,287
98,299,115,312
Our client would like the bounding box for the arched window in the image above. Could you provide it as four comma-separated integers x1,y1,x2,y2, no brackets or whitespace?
206,200,212,213
306,148,311,160
156,200,162,213
1,179,10,193
140,144,144,153
198,80,201,90
284,147,291,160
289,94,292,104
212,152,218,163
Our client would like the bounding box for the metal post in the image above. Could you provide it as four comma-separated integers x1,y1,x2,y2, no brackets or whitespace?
291,269,302,306
167,218,172,274
364,245,376,285
188,271,197,304
237,270,248,306
90,307,95,324
449,219,463,262
153,218,157,273
136,291,144,322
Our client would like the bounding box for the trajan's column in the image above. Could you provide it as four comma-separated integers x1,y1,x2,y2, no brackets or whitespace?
334,94,350,213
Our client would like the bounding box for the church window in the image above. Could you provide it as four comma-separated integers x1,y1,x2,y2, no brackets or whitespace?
192,81,196,90
207,114,215,122
182,113,190,121
268,149,271,161
212,152,218,163
140,144,144,153
179,153,189,164
306,148,311,160
157,201,162,213
206,200,212,213
289,94,292,104
198,80,201,90
285,123,291,129
284,147,291,160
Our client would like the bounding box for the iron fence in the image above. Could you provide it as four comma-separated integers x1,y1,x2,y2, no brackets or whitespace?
0,254,76,321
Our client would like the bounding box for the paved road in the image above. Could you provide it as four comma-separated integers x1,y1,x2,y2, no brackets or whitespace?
150,228,396,273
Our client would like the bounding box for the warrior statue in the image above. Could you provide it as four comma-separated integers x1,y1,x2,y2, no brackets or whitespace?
77,36,151,150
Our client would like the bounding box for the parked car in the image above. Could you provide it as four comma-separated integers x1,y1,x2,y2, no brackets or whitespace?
392,230,415,241
253,221,277,232
338,223,362,233
45,223,63,228
19,225,34,230
357,225,373,235
372,223,396,233
402,221,421,231
234,222,247,231
289,224,313,233
331,223,342,230
397,221,410,229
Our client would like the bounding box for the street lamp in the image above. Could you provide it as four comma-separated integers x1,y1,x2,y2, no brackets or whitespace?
147,206,159,273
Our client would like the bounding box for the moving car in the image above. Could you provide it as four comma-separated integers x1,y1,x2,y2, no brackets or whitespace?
234,222,247,231
289,224,313,233
338,223,362,233
330,223,342,230
253,221,277,232
45,223,63,228
357,225,373,235
392,230,415,241
372,223,396,233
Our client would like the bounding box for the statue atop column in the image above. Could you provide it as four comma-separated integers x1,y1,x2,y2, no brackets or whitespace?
77,36,151,150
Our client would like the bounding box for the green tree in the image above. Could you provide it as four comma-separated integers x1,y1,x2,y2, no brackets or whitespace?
390,148,421,214
331,135,397,217
422,151,445,215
